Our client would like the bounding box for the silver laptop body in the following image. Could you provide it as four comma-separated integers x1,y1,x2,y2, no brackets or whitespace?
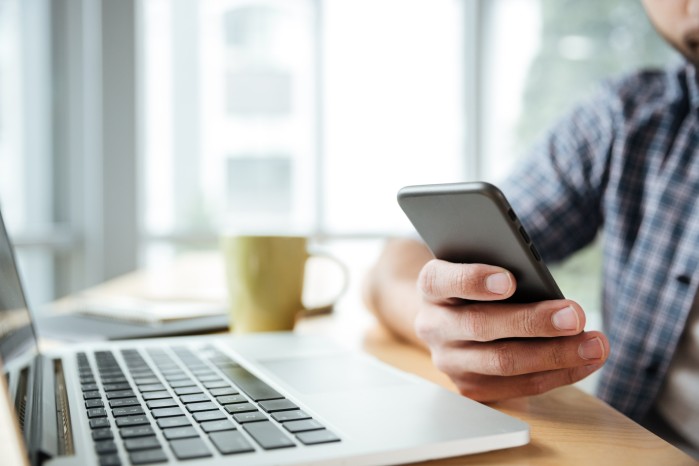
0,209,529,466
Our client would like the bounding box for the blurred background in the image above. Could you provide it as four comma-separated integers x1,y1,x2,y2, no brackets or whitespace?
0,0,679,317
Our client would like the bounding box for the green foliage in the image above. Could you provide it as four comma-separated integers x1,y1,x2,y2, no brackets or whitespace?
515,0,678,153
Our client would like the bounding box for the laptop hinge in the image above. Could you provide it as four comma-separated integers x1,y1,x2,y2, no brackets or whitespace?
14,366,30,438
53,358,74,456
28,355,58,464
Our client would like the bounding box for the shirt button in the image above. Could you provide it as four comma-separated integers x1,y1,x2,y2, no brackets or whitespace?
675,274,692,285
645,361,660,377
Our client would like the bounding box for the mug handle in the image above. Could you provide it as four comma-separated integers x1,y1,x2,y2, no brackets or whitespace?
300,251,349,316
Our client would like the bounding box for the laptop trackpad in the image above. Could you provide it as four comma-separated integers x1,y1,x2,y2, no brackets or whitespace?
260,354,411,395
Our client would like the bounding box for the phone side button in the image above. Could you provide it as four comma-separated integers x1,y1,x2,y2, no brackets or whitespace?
530,245,541,261
519,226,530,243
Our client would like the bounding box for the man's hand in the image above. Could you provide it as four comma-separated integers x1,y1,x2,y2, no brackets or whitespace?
414,259,609,401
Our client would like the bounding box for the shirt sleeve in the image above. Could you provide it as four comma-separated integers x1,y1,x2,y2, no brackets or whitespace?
500,84,618,264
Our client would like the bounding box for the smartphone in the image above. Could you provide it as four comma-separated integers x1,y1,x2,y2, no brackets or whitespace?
397,181,563,303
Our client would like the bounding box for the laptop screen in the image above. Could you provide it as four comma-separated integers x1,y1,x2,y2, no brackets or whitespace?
0,209,39,374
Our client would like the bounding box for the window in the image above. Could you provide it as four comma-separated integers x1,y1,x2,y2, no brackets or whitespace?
0,0,57,309
143,0,318,243
483,0,678,181
0,0,680,315
0,0,135,313
141,0,465,261
321,0,465,234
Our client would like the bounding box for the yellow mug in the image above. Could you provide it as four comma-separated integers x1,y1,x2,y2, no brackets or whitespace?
221,235,348,333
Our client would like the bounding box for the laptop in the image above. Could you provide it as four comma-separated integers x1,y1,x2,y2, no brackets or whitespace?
0,209,529,466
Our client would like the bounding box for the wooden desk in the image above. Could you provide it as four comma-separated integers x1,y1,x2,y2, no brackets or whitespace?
42,252,698,465
348,325,695,465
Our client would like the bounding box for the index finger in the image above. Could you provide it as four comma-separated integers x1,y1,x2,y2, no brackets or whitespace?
418,259,516,302
418,299,585,344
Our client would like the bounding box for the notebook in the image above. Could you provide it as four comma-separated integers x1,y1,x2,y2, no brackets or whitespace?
0,208,529,465
36,310,229,342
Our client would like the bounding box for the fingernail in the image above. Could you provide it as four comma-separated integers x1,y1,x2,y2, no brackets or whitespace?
578,337,604,360
485,272,511,294
552,306,579,331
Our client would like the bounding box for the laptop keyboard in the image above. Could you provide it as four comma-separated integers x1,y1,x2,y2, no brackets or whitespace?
77,346,340,465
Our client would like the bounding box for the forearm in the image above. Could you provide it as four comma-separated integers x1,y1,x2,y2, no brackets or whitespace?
362,238,432,348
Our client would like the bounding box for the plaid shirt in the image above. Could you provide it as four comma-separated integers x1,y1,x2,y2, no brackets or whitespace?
502,61,699,422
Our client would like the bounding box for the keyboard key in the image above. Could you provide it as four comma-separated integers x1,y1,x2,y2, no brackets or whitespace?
216,394,247,405
83,391,102,400
129,448,168,464
200,419,236,433
92,428,114,441
216,366,283,401
87,408,108,418
115,415,150,427
99,368,121,375
82,383,99,392
138,384,166,392
185,402,218,413
156,364,178,370
112,406,145,417
99,454,122,466
174,386,202,396
85,399,104,408
168,379,195,388
296,429,341,445
100,374,125,382
179,393,209,404
133,377,160,385
124,436,162,451
89,418,111,429
120,426,156,438
203,381,229,389
243,421,295,450
168,437,212,460
142,391,171,400
94,440,118,454
233,411,267,424
196,374,220,382
224,403,257,414
209,387,237,397
209,430,255,455
259,399,299,413
162,426,199,440
156,416,190,429
283,419,325,433
271,410,311,423
151,407,184,418
146,398,178,409
192,410,226,422
106,390,136,400
109,397,140,408
103,383,130,391
100,377,127,384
